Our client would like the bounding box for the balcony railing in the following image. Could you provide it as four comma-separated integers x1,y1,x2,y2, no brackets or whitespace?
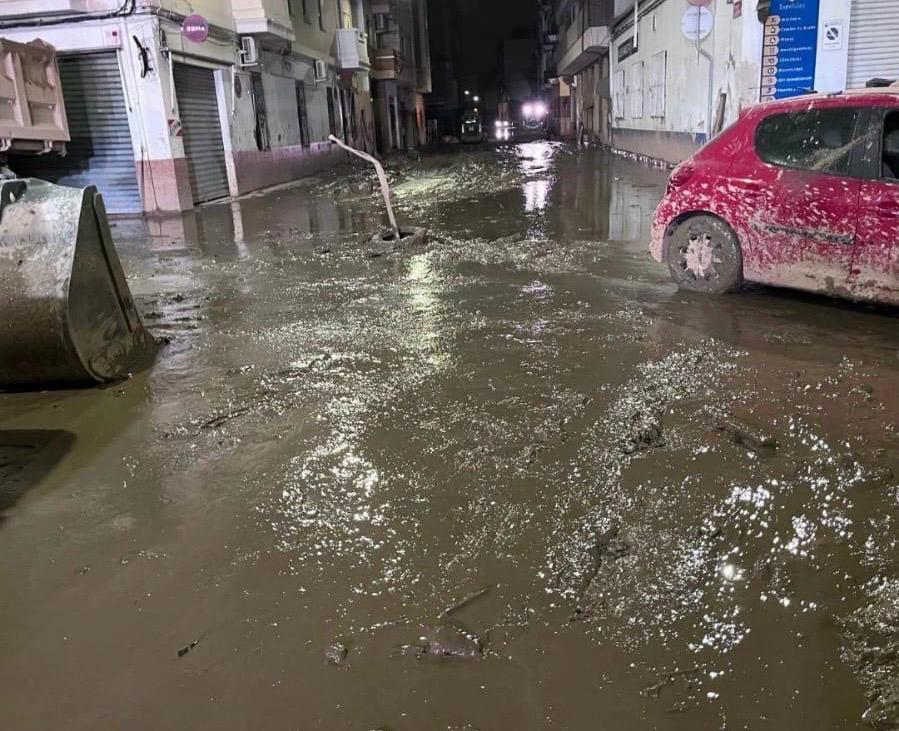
336,28,370,71
373,48,403,80
584,0,614,26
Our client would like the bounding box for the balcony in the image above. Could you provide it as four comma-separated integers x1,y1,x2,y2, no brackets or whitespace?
557,0,613,76
336,28,370,71
372,48,403,81
370,1,396,14
232,0,295,45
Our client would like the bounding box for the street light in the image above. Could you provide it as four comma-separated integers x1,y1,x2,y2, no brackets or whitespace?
473,95,480,102
464,90,470,96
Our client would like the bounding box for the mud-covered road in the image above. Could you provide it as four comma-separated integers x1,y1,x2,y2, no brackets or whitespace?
1,143,897,730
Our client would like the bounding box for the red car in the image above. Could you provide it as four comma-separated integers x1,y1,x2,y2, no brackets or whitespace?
651,88,899,305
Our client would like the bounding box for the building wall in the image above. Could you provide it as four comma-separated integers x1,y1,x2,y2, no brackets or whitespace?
0,1,377,212
370,0,430,152
610,0,755,145
608,0,858,164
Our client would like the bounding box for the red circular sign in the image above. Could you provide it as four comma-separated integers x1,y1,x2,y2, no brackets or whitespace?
182,14,209,43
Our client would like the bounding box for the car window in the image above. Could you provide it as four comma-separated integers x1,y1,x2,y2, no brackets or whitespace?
755,108,862,176
882,111,899,181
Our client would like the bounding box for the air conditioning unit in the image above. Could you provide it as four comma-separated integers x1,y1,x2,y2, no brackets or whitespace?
313,59,328,83
238,36,258,66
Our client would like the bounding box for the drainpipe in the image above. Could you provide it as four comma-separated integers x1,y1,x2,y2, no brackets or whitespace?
696,3,714,140
634,0,639,50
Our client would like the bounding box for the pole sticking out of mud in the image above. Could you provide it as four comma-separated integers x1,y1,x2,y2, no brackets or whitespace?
329,134,401,242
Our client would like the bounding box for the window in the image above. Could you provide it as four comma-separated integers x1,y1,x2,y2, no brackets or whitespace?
296,82,310,148
301,0,309,23
649,51,666,118
613,69,625,119
882,111,899,181
756,108,862,176
250,72,270,151
338,0,353,29
318,0,325,31
628,61,644,119
326,87,340,138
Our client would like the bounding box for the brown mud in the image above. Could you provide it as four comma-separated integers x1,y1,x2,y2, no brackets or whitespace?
0,143,897,730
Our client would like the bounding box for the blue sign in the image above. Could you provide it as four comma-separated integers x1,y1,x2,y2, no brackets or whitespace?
759,0,821,101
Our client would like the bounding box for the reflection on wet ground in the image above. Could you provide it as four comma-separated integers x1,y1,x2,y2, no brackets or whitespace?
0,144,897,730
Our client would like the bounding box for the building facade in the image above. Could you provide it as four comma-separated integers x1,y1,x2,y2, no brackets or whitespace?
542,0,619,143
369,0,431,153
426,0,463,141
0,0,375,214
608,0,899,164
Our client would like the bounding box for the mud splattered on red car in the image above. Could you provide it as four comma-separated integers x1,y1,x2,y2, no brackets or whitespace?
652,88,899,305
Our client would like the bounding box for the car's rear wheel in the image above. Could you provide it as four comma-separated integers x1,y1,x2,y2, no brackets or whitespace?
665,215,743,294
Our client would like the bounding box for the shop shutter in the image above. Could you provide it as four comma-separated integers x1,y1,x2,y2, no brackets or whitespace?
847,0,899,89
173,63,230,203
11,52,141,214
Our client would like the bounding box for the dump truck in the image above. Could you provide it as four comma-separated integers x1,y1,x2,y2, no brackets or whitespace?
0,38,153,388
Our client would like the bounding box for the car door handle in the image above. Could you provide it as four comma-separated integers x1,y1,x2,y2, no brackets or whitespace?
872,199,899,216
731,178,763,193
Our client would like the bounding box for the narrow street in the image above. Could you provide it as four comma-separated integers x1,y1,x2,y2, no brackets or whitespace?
1,143,897,730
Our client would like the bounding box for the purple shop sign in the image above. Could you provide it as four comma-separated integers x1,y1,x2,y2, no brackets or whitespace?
182,14,209,44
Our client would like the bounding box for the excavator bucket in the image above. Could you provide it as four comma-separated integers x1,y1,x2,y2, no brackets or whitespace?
0,178,155,388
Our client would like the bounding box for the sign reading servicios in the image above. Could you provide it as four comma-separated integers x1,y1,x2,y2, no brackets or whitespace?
760,0,821,101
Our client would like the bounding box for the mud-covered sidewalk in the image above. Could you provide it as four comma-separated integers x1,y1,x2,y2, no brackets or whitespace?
1,143,897,730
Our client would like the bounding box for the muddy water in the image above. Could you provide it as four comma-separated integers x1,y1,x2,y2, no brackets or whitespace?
0,144,897,730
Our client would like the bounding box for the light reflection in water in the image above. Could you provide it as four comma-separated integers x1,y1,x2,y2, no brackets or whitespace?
517,142,556,215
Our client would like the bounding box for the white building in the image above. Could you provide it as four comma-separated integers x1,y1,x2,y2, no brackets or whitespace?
0,0,374,214
609,0,899,164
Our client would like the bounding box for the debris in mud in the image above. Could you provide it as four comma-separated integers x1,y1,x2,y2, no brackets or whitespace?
837,453,895,490
641,665,703,699
518,442,548,466
399,620,486,661
325,641,350,666
440,585,491,618
619,409,664,455
177,639,200,658
711,413,778,452
366,226,428,257
842,579,899,730
576,522,628,600
201,406,252,430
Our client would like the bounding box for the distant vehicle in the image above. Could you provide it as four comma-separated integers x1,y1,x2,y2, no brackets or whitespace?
493,118,514,142
517,100,549,140
651,88,899,306
461,111,484,144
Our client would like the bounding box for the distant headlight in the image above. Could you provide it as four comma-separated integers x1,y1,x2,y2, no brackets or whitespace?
522,103,533,117
494,120,502,128
534,102,547,118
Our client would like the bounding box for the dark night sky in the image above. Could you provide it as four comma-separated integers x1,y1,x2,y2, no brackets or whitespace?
453,0,538,83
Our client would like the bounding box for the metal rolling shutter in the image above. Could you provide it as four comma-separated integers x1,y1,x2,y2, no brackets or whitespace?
11,52,141,214
847,0,899,89
173,63,230,203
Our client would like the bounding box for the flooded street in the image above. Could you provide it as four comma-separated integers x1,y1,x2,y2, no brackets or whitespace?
1,143,897,730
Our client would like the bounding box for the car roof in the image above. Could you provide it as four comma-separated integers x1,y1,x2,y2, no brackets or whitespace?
757,87,899,112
